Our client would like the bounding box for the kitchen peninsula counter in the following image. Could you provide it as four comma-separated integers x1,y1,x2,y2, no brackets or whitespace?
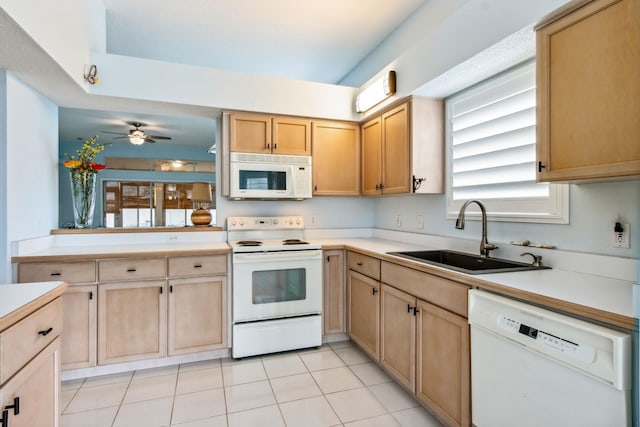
313,237,638,330
12,242,231,263
0,281,66,331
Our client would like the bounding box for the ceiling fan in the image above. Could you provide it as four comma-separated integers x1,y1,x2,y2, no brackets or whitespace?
102,122,172,145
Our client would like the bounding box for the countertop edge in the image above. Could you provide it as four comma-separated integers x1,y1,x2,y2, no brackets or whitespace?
0,282,67,331
12,247,231,263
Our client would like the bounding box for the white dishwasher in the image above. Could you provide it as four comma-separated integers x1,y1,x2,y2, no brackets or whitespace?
468,289,631,427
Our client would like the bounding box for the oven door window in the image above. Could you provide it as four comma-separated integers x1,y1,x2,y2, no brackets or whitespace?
239,170,287,190
252,268,306,304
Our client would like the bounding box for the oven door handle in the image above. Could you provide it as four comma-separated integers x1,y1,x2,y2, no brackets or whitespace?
233,250,322,263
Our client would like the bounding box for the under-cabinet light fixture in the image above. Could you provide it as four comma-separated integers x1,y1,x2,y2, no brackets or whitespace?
355,70,396,113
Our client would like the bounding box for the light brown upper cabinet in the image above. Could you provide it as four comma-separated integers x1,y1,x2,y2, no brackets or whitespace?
361,97,444,196
229,113,311,156
312,121,360,196
536,0,640,182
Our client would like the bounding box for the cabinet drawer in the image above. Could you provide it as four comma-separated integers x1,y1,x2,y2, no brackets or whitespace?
381,261,469,317
18,261,96,284
348,252,380,280
98,258,166,282
168,255,227,277
0,297,62,384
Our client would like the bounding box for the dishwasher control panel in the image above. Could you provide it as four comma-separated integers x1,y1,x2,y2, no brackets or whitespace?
498,315,595,363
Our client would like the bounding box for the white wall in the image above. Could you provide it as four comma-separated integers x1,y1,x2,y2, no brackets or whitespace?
1,72,58,282
0,0,106,87
374,180,640,259
215,195,375,230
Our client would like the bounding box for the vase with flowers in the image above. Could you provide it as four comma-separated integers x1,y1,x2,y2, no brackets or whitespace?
64,135,107,228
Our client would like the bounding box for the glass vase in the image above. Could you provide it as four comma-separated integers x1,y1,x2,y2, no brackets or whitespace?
70,170,97,228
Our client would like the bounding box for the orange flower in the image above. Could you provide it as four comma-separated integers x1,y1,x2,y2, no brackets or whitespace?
64,159,82,169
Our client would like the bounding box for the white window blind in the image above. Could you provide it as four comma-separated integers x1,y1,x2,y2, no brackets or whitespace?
446,61,568,223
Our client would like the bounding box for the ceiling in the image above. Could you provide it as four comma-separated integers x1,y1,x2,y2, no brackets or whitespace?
55,0,426,149
103,0,425,85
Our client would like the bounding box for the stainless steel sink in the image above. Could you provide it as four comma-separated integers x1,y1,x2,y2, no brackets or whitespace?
386,249,550,275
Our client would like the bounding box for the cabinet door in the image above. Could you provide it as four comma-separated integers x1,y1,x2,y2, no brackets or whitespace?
229,113,272,153
1,338,59,427
536,0,640,181
61,285,97,370
168,276,227,356
382,103,411,194
380,284,416,392
323,250,345,335
272,117,311,155
416,299,470,427
347,270,379,361
361,117,383,196
312,121,360,196
98,281,167,365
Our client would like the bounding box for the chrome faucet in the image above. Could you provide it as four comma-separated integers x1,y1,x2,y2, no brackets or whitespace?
455,200,498,258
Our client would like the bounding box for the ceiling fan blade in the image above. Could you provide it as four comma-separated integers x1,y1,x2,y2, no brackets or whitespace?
147,135,172,140
111,136,130,140
101,130,128,135
145,138,156,143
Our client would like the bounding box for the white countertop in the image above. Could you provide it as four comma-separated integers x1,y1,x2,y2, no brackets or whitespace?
12,242,230,260
314,237,639,322
0,281,65,320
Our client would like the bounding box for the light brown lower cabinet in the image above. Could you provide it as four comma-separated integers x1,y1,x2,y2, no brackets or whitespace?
347,270,380,361
168,276,227,356
0,338,60,427
98,280,168,365
323,250,345,335
61,285,97,370
380,284,416,392
416,299,470,427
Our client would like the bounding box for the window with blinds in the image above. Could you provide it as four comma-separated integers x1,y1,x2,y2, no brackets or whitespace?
445,61,568,223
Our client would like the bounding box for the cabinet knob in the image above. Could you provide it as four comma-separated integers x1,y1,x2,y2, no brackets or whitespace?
0,409,8,427
50,272,62,277
407,304,412,313
372,288,378,295
193,264,203,269
356,262,363,266
4,397,19,416
538,161,546,172
126,268,137,273
38,327,53,337
413,307,419,316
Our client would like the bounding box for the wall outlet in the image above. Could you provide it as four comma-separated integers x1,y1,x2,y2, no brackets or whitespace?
612,223,630,248
310,215,317,225
395,215,402,227
417,215,424,229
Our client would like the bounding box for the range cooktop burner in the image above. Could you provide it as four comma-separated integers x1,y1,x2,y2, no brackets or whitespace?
237,240,263,247
282,239,309,245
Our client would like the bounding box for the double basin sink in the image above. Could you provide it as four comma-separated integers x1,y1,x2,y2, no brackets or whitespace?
386,249,550,275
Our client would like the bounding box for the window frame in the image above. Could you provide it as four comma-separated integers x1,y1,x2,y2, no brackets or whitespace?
445,61,569,224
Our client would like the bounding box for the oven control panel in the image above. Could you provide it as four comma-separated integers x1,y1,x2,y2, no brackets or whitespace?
228,216,304,230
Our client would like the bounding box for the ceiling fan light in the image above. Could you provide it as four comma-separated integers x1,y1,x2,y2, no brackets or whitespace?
129,135,145,145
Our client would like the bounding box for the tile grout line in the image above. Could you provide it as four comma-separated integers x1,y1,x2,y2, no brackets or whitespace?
110,373,134,427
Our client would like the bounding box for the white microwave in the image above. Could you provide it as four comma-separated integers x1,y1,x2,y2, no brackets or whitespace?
229,152,312,200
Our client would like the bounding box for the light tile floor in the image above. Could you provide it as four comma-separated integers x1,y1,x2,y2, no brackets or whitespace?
60,340,445,427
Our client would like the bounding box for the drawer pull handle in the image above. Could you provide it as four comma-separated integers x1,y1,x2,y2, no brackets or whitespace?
413,307,419,316
356,262,363,266
50,272,62,276
89,291,93,300
407,304,412,313
0,409,8,427
38,327,53,336
194,264,203,268
372,288,378,295
5,397,19,416
127,268,137,272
